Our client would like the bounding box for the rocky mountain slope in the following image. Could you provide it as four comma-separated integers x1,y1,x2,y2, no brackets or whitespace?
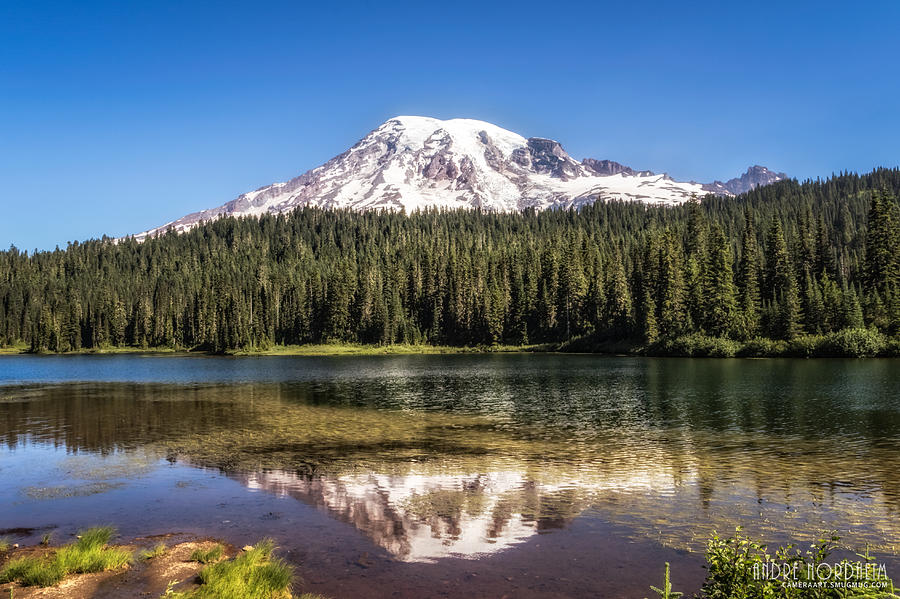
702,165,786,195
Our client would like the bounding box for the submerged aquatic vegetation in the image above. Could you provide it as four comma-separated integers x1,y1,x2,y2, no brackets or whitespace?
0,526,131,587
23,481,125,500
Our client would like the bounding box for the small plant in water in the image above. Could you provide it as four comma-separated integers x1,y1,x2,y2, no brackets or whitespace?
0,537,10,553
646,562,683,599
189,544,224,564
40,532,52,546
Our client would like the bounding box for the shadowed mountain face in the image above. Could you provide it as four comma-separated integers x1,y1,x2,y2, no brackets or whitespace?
582,158,653,177
132,116,784,240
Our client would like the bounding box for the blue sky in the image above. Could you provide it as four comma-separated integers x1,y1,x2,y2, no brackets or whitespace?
2,0,899,250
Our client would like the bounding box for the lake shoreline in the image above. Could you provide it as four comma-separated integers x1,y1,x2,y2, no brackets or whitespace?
2,329,899,359
0,531,327,599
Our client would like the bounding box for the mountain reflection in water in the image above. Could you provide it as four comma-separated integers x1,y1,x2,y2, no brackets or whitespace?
234,463,683,562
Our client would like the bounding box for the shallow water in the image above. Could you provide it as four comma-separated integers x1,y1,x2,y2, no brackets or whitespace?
1,354,899,597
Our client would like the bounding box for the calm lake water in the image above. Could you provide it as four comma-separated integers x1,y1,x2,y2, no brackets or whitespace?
1,354,899,598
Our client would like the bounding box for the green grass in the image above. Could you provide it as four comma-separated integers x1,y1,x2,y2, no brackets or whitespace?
0,556,66,586
138,543,168,560
189,544,224,564
0,537,10,553
0,342,28,355
74,526,115,549
164,540,303,599
1,341,541,356
0,526,131,587
0,342,183,355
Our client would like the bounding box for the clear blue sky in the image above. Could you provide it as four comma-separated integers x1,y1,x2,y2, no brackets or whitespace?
2,0,898,250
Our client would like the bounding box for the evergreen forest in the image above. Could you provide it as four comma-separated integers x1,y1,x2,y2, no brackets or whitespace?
1,169,898,356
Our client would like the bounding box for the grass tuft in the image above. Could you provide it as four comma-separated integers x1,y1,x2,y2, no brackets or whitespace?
139,542,168,560
75,526,115,550
0,526,131,587
189,544,224,564
0,537,10,553
0,556,65,586
164,539,299,598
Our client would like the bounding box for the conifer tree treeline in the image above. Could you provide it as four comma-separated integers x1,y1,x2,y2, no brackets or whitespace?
0,169,898,352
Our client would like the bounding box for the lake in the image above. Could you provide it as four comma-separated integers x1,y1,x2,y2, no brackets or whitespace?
1,354,899,597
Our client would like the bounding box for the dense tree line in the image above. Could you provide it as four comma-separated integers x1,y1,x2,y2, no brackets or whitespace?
0,169,898,353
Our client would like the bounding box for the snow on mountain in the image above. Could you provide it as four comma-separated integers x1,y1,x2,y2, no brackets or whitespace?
131,116,784,240
235,461,684,562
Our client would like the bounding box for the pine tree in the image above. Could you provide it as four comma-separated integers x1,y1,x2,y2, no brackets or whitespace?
865,189,899,295
684,198,707,329
656,229,686,337
814,214,836,280
603,255,632,335
735,212,759,338
764,218,791,302
701,227,738,337
775,275,803,340
638,287,658,345
558,237,587,339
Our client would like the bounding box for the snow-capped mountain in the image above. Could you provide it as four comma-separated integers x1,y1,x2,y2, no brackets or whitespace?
132,116,785,240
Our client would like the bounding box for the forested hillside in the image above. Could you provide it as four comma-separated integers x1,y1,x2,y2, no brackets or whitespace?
1,169,898,355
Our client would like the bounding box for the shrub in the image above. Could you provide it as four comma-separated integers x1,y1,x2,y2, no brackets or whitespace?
650,529,899,598
654,334,740,358
736,337,786,357
785,334,823,358
823,328,886,357
884,338,900,357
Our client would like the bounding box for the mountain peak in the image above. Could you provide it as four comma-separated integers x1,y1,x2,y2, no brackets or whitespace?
703,165,787,196
375,116,528,160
